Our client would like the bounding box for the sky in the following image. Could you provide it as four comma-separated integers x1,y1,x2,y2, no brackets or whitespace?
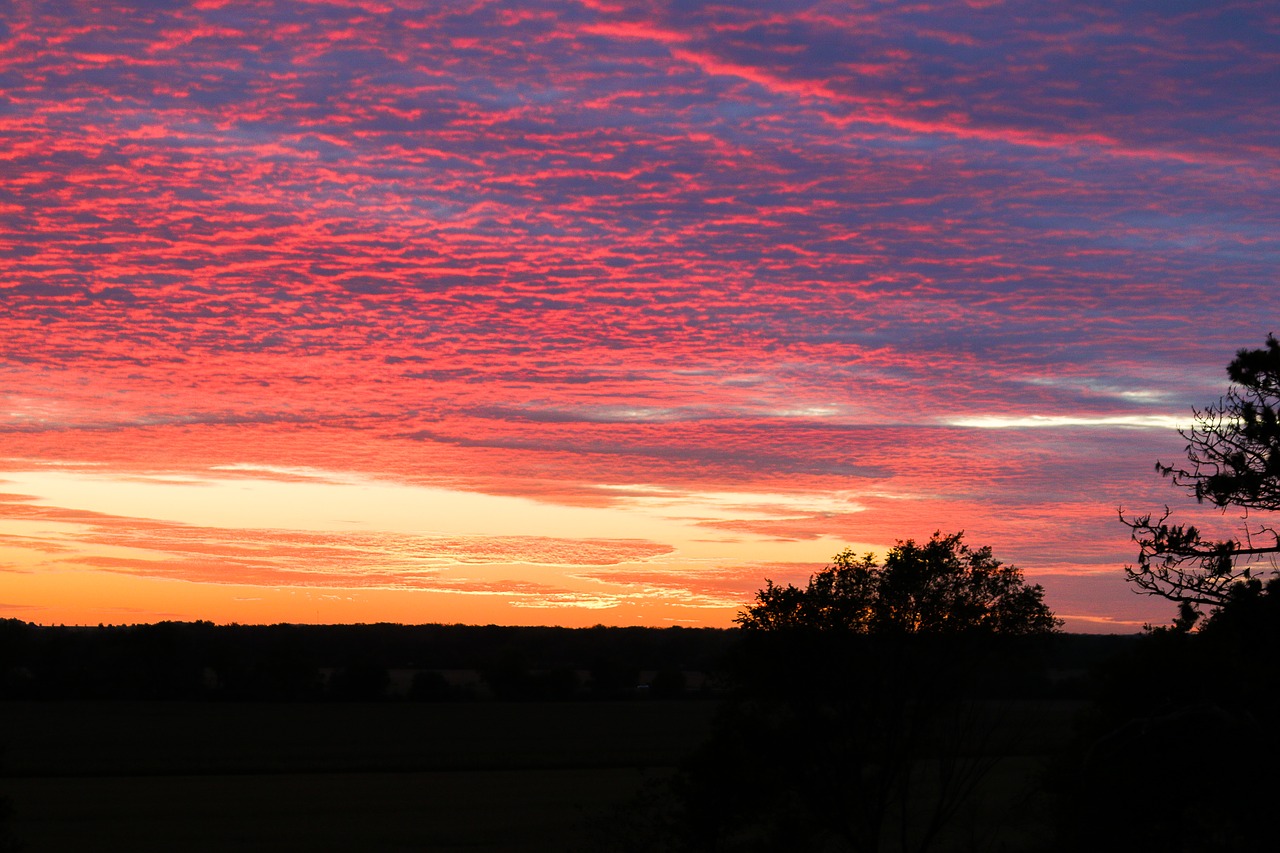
2,0,1278,632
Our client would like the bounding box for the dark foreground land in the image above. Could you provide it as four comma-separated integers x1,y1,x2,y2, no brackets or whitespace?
0,623,1127,852
0,622,734,851
1,698,1090,853
1,700,722,852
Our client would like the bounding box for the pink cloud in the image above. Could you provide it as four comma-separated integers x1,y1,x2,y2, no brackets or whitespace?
1,0,1275,629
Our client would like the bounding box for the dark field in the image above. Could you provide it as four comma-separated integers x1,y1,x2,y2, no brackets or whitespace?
0,698,1088,852
0,625,1137,850
1,700,721,852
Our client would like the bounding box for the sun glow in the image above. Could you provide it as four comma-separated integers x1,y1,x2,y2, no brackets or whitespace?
0,461,855,624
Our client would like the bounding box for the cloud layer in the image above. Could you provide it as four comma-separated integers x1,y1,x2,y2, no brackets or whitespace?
2,1,1277,629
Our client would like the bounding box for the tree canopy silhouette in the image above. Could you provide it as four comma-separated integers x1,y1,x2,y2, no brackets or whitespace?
662,533,1060,853
736,531,1060,636
1121,334,1280,611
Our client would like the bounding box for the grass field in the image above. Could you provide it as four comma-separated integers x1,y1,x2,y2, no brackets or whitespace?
1,700,721,852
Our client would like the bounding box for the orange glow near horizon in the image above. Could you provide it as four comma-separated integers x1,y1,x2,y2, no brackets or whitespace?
0,459,879,626
0,451,1177,631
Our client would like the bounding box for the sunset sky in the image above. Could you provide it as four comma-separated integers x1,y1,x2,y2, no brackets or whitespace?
2,1,1278,631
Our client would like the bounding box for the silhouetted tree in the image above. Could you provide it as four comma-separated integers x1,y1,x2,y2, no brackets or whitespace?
1056,576,1280,852
332,660,390,701
1121,335,1280,613
409,669,453,701
1072,370,1280,849
677,533,1059,853
737,531,1059,636
648,667,687,699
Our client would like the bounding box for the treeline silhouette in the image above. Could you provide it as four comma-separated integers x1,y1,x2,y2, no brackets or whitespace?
0,619,1124,703
0,620,746,701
